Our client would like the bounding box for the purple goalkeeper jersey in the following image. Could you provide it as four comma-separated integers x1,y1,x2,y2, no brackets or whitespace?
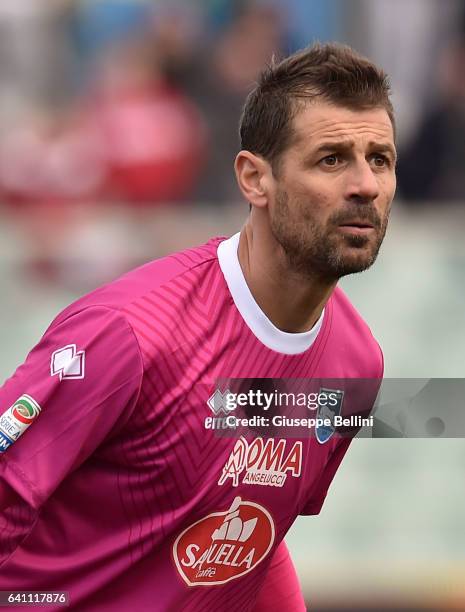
0,234,383,611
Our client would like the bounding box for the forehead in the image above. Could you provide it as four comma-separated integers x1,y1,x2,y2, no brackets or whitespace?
289,101,395,151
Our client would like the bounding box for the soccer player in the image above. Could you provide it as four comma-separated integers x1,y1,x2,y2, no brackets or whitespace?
0,43,396,610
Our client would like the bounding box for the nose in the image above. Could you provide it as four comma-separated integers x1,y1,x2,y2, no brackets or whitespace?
344,159,380,202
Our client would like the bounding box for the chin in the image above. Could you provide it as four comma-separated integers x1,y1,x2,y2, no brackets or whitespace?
336,251,379,276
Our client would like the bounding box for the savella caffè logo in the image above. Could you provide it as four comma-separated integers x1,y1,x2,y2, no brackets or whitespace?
173,496,275,586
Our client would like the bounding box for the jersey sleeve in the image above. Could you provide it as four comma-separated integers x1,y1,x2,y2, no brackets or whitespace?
252,541,306,612
0,305,143,511
300,437,352,515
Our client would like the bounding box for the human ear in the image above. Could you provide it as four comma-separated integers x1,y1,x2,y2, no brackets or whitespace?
234,151,271,208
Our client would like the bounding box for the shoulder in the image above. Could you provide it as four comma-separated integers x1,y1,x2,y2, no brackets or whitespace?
327,286,383,377
330,286,376,335
51,237,225,327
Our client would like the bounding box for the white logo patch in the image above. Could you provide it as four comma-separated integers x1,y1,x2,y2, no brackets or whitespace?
207,389,235,416
51,344,85,381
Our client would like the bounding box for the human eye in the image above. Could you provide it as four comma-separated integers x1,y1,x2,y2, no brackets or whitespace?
370,153,391,168
319,154,342,167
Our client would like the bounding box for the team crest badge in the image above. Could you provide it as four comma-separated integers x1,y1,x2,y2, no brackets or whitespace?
315,388,344,444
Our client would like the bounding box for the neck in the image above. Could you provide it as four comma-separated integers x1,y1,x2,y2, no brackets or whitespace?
237,222,337,333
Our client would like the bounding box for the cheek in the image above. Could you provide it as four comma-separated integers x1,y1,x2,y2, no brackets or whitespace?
301,189,336,221
379,173,396,198
280,175,338,223
378,178,396,213
294,178,335,208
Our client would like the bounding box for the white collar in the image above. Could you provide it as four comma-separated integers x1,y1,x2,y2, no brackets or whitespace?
217,232,324,355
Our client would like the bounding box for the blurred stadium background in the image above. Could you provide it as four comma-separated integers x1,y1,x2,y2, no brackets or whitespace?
1,1,465,610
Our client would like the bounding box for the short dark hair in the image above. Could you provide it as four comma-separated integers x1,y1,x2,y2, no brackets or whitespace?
239,42,395,174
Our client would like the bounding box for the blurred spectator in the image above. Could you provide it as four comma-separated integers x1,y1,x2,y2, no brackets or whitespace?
0,9,208,284
0,38,207,208
0,0,73,118
0,103,107,283
0,106,105,207
185,2,287,204
70,0,153,72
396,30,465,202
354,0,463,146
284,0,344,51
87,40,207,205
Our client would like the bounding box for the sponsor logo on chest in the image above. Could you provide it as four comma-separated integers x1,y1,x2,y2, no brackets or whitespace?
218,437,302,488
173,496,275,586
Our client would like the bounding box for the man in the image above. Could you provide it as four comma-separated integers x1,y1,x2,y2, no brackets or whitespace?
0,43,396,610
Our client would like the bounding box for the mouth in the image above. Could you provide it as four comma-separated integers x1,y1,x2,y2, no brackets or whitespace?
337,221,375,235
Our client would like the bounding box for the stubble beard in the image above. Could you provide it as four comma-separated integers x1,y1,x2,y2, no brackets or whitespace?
270,188,390,282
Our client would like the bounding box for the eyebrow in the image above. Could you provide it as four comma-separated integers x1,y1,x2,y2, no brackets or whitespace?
314,140,397,161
